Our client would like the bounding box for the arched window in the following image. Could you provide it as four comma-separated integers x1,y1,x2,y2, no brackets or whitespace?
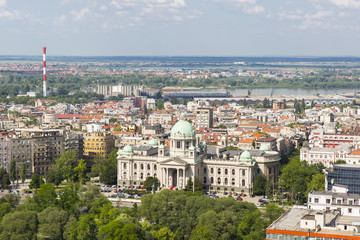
242,179,245,187
232,178,235,185
134,172,137,179
225,169,228,175
123,163,127,169
225,178,228,185
134,163,137,169
217,178,221,184
147,173,150,176
232,169,235,175
147,164,151,170
154,165,157,170
154,173,157,178
203,177,207,184
141,164,144,170
242,170,245,176
211,177,214,184
211,168,214,174
218,168,221,174
140,173,143,180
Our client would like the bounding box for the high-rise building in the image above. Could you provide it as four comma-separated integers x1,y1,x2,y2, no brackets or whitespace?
196,107,213,129
83,132,115,167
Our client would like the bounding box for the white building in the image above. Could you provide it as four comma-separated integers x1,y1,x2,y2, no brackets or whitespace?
117,118,280,193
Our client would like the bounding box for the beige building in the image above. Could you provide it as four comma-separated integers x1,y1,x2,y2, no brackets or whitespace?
83,132,115,166
118,119,280,193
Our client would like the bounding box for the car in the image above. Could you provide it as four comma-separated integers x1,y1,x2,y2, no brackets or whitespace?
233,193,238,196
223,192,228,195
118,193,125,198
242,194,247,197
127,195,135,199
237,198,243,201
114,190,117,193
228,195,233,198
250,194,255,198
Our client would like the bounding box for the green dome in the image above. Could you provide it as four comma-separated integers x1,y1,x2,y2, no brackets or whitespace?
148,138,158,146
159,144,165,149
259,144,270,151
122,145,134,155
239,150,252,161
171,120,194,137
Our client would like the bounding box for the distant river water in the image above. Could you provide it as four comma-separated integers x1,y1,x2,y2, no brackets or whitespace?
192,88,357,96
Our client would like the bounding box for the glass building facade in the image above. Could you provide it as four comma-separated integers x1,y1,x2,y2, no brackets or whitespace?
326,165,360,194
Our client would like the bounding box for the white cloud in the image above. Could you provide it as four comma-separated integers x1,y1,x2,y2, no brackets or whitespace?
214,0,265,15
329,0,360,8
70,8,91,21
0,0,6,8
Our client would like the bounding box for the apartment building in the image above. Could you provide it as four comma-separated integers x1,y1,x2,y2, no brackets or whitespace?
83,132,115,166
196,107,213,129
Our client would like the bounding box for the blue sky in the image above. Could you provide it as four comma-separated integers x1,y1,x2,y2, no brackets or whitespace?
1,0,360,56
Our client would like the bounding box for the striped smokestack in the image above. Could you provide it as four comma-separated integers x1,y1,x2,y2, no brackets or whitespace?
43,47,47,97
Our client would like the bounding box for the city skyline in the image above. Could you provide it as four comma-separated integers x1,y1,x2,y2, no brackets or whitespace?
1,0,360,56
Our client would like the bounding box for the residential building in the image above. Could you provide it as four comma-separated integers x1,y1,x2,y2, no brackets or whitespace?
83,132,115,166
196,107,213,129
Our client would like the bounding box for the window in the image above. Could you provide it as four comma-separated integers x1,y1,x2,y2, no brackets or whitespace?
203,177,207,184
225,169,228,175
232,178,235,186
314,198,319,203
242,179,245,187
217,178,221,184
134,163,137,169
123,163,127,169
337,199,341,204
177,142,181,148
349,200,353,205
210,177,214,184
147,164,150,170
225,178,228,185
242,170,245,176
348,208,352,213
326,199,331,204
218,168,221,174
211,168,214,174
232,169,235,175
141,164,144,170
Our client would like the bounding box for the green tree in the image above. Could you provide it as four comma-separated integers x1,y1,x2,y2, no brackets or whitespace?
0,168,10,189
73,159,88,184
37,207,68,240
185,177,203,192
10,159,16,185
29,183,58,211
263,203,285,223
20,162,26,184
58,184,80,214
156,100,165,110
152,226,176,240
253,175,267,196
190,224,212,240
99,149,117,185
52,150,78,182
109,117,117,123
0,211,38,240
46,169,63,186
143,176,160,191
29,173,43,189
77,215,97,240
306,173,325,194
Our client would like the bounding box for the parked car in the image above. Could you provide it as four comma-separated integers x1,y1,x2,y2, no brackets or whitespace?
237,197,243,201
118,193,125,198
233,193,238,196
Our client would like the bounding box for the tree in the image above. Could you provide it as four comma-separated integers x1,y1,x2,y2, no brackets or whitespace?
20,162,26,184
109,117,117,123
191,224,212,240
29,173,44,189
58,184,80,214
185,177,203,192
0,168,10,189
253,175,267,196
152,226,176,240
310,101,315,108
306,173,325,194
143,177,160,191
10,159,16,185
75,214,97,240
99,149,117,185
73,159,88,184
0,211,38,240
37,207,68,240
301,98,306,111
46,170,63,186
156,100,165,110
263,203,285,223
52,150,78,182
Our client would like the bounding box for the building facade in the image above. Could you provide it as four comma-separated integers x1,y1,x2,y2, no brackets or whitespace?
117,119,280,193
83,132,115,166
196,107,213,129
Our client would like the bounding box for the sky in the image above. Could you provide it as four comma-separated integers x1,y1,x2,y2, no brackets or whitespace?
1,0,360,56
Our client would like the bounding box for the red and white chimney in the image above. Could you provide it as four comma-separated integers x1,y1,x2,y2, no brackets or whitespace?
43,47,47,97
